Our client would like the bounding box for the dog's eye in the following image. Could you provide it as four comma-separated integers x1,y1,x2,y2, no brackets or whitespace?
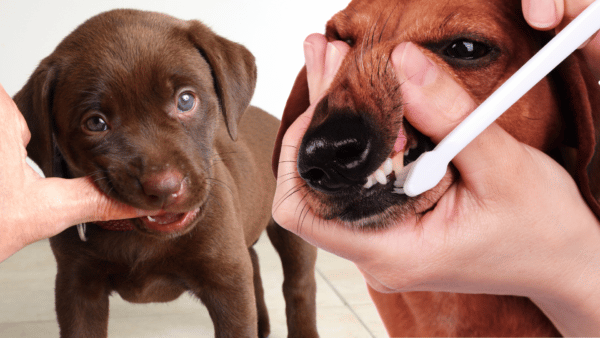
85,116,109,132
177,92,196,113
444,39,491,60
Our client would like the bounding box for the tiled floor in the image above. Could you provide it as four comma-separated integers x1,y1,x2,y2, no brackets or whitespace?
0,233,388,337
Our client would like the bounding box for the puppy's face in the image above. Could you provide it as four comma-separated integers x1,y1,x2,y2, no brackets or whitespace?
295,0,563,228
27,10,256,237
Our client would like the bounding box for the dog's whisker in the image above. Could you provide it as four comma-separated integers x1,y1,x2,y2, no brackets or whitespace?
277,171,300,179
378,1,402,44
272,183,307,213
205,178,234,197
294,190,311,217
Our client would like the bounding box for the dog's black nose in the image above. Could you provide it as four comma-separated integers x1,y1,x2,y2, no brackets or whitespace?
297,114,376,193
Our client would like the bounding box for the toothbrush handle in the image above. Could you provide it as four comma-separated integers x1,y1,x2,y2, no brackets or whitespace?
403,0,600,197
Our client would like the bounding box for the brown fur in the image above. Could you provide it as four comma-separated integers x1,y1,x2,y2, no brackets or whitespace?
15,9,318,338
272,0,600,335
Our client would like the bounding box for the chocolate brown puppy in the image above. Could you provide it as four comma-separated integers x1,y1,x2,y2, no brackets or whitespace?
15,9,318,338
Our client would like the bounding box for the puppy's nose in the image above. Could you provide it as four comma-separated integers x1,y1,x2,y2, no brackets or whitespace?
297,114,375,193
140,170,184,207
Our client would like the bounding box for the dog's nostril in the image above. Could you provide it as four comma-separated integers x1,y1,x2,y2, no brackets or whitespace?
299,166,351,192
302,168,326,182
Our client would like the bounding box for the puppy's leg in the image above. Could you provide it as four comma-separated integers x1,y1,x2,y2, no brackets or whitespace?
267,219,319,338
249,246,270,338
191,248,258,338
54,265,110,338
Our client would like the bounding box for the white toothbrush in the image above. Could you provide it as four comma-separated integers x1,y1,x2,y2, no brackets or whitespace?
398,0,600,197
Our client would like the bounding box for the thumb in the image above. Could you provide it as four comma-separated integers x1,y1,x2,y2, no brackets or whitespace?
391,42,525,186
37,176,155,228
392,42,477,144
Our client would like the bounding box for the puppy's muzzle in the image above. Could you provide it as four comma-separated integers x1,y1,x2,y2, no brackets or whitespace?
140,169,185,208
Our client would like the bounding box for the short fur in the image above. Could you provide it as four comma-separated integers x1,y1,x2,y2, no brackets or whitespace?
15,9,318,338
272,0,600,335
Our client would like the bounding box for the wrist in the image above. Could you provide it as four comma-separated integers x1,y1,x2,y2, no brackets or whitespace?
529,208,600,335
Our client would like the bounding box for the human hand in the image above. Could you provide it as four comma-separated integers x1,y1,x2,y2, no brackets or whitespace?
272,34,600,334
522,0,600,78
1,84,156,262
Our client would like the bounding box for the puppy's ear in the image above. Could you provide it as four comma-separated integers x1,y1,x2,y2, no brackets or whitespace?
271,67,310,177
554,52,600,218
187,21,257,141
13,60,62,178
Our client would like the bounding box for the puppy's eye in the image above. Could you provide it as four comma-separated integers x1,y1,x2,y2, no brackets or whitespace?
85,116,109,132
444,39,491,60
177,92,196,113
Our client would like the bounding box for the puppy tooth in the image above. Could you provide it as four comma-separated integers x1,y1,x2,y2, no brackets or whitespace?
375,169,387,185
364,176,376,189
383,158,393,176
392,187,405,195
147,216,156,222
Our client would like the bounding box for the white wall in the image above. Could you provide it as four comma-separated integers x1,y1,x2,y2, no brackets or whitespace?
0,0,350,119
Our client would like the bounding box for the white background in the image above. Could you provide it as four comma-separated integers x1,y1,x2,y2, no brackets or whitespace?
0,0,350,119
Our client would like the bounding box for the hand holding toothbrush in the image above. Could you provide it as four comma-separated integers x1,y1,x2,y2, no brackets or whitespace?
272,1,600,335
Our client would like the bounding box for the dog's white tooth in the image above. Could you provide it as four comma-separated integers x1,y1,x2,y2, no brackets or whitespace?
392,160,404,180
392,187,405,195
383,158,393,176
364,175,376,189
374,169,387,185
147,216,156,222
404,148,410,157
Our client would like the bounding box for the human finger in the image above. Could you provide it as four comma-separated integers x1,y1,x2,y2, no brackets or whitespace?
522,0,563,30
304,33,350,104
391,42,525,191
0,84,30,146
35,176,157,230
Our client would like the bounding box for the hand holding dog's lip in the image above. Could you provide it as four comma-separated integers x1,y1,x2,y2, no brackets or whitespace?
274,34,600,325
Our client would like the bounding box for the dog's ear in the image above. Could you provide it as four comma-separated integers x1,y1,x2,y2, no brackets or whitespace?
13,59,62,178
553,52,600,217
187,21,257,141
271,66,311,177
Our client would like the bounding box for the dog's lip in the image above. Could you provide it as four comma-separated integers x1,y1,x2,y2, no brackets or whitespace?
140,208,201,233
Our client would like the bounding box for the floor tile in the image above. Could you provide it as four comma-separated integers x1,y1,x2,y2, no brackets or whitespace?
0,233,386,337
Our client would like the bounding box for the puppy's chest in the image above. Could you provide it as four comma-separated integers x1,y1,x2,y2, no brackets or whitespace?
110,268,189,304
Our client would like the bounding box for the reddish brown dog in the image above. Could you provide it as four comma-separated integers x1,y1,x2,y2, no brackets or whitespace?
272,0,600,336
15,9,318,338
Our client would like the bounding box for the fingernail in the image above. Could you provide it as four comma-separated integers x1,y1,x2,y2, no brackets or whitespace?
394,42,436,87
304,40,315,74
324,42,343,78
527,0,558,29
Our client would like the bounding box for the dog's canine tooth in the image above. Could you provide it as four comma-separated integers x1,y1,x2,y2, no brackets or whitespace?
383,158,393,176
364,175,377,189
147,216,156,222
375,169,387,185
